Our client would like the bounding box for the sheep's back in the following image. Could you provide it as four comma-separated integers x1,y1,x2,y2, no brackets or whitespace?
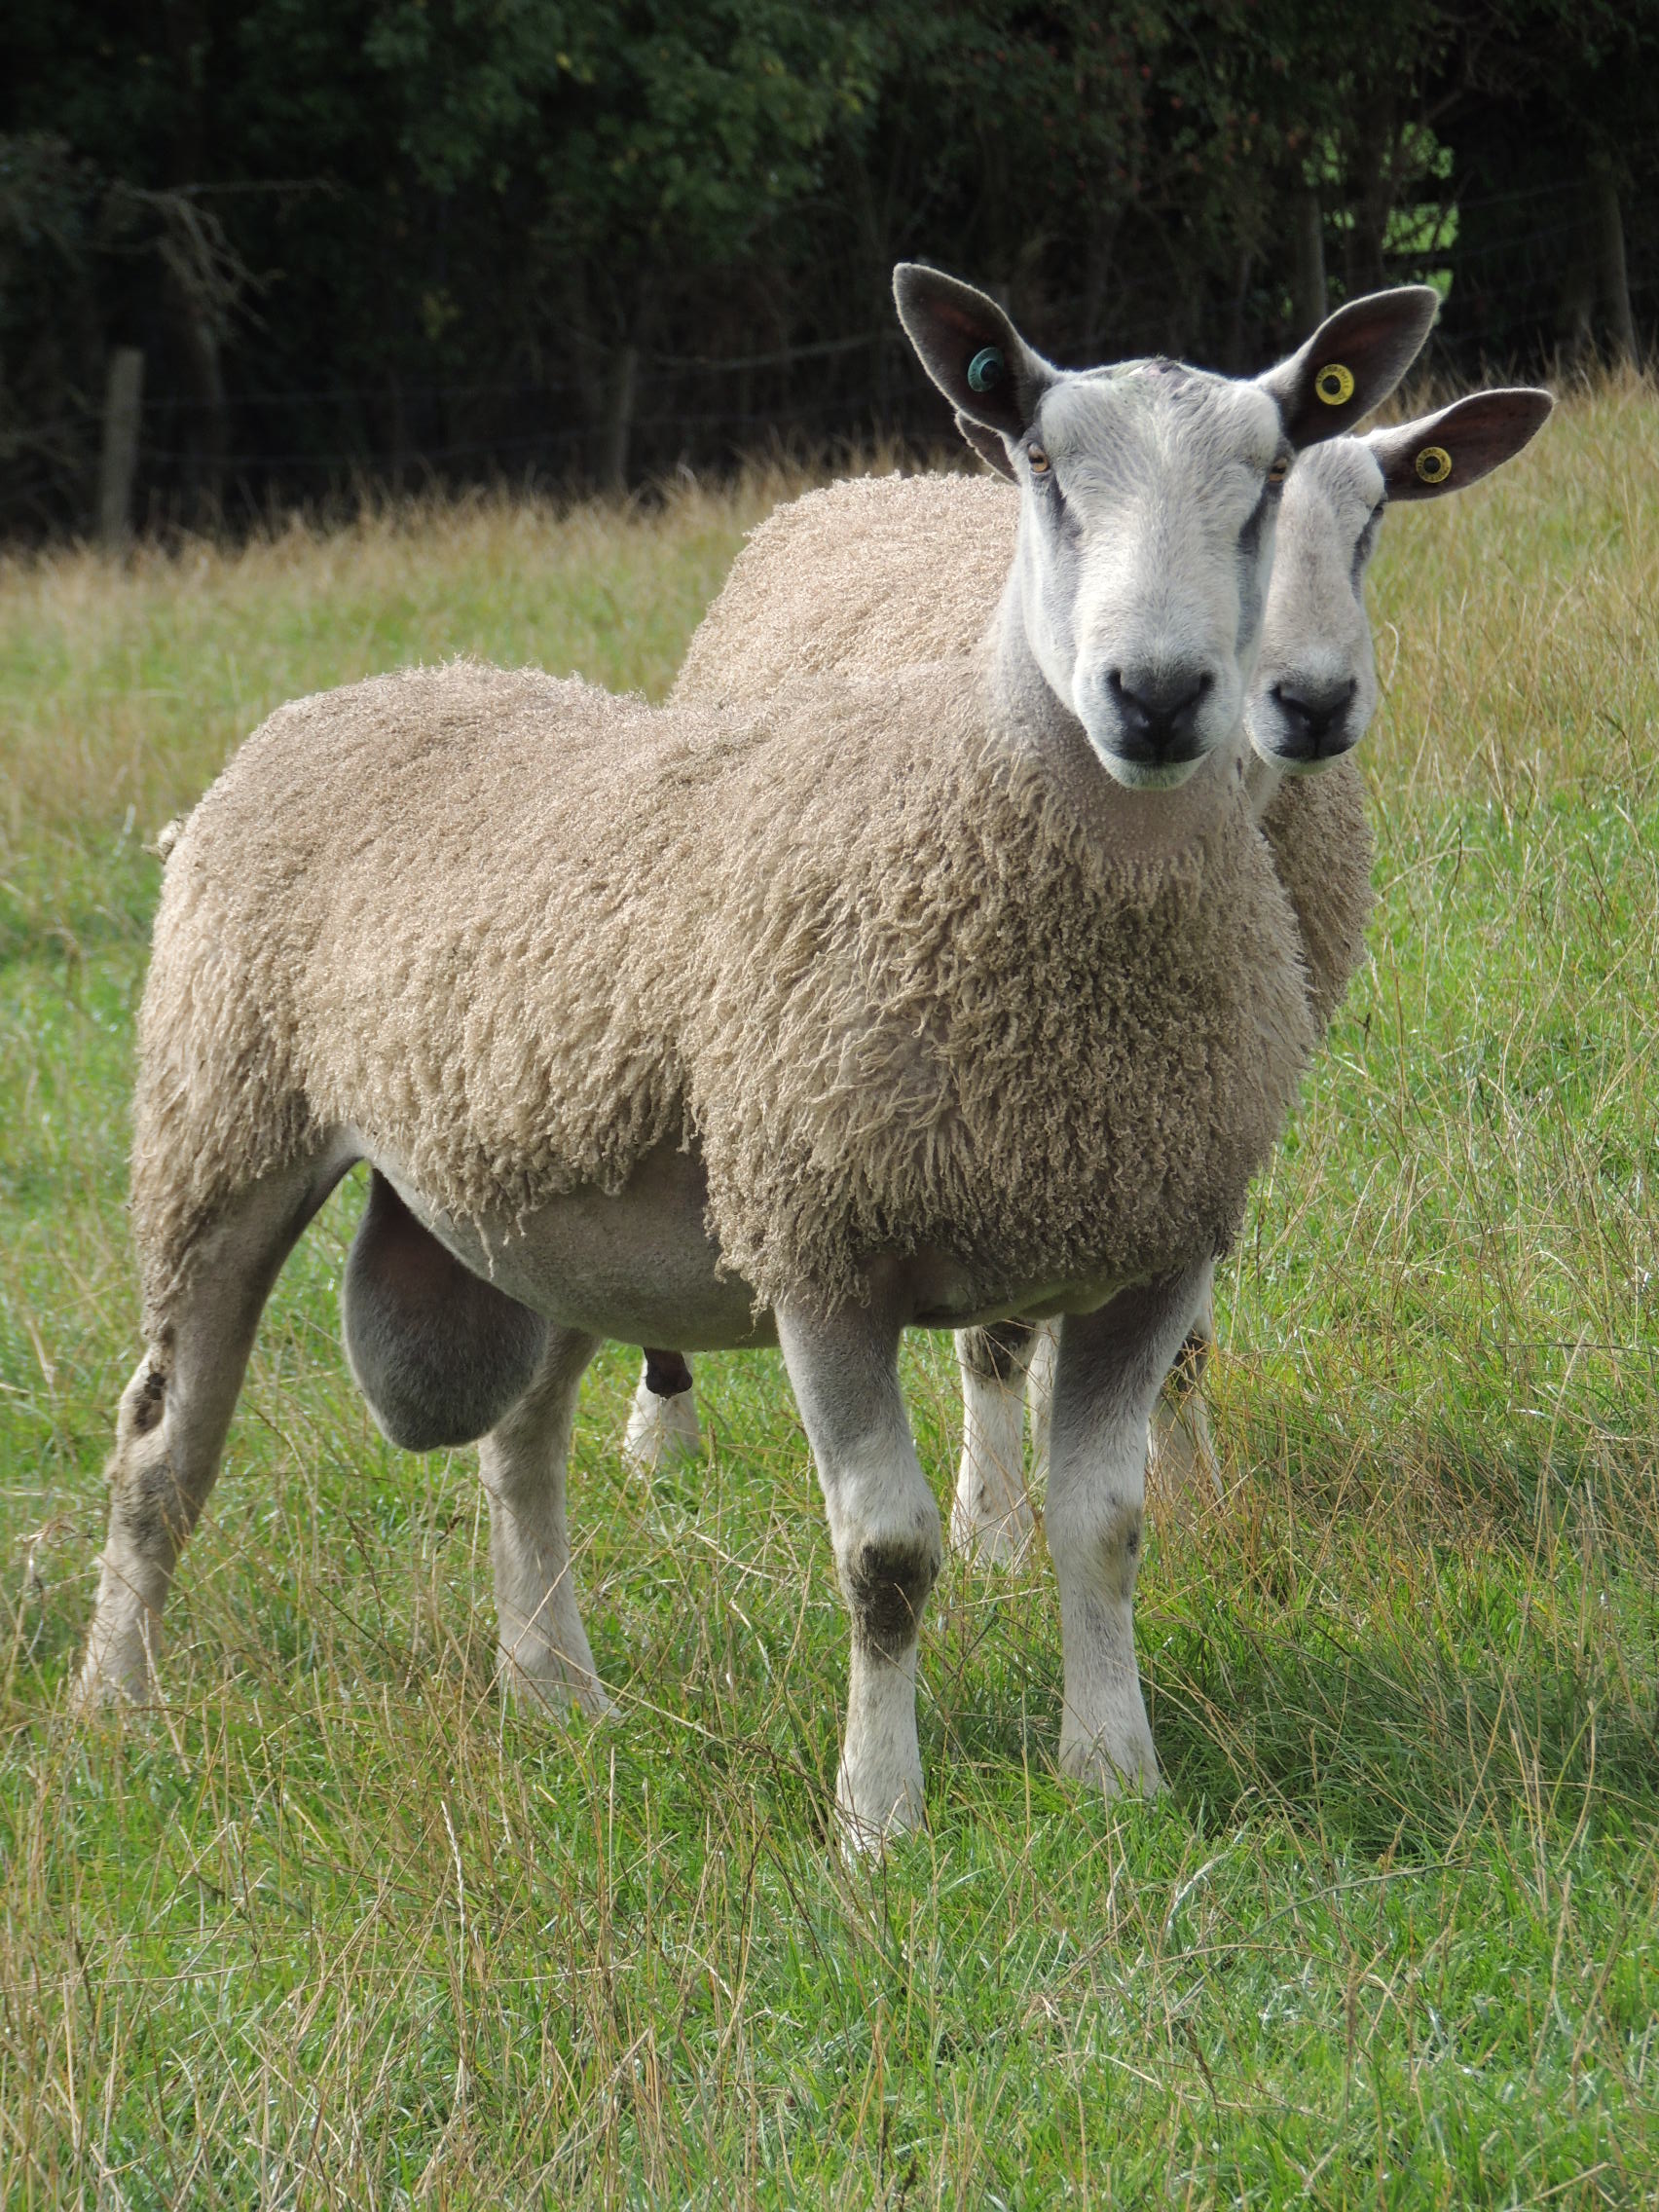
674,474,1015,709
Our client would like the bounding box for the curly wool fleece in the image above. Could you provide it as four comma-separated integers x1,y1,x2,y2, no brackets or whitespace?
676,471,1375,1030
132,658,1314,1331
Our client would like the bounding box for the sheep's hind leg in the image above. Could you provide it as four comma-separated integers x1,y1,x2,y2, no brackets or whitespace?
622,1349,702,1475
1025,1318,1059,1484
78,1156,342,1712
481,1328,611,1716
1046,1265,1211,1799
950,1321,1037,1565
1146,1268,1221,1513
777,1288,941,1848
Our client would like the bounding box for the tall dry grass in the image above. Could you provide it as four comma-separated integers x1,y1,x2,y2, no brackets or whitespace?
0,460,898,853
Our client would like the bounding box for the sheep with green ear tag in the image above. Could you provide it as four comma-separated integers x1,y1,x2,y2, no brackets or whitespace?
83,267,1447,1850
631,377,1552,1546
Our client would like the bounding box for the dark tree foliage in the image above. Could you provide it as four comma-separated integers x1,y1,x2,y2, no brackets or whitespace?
2,0,1655,533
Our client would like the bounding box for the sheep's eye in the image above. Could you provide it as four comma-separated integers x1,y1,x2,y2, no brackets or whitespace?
1026,445,1051,475
1267,455,1290,488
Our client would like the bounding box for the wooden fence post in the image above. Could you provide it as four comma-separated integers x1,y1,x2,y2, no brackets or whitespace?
1293,189,1328,341
603,343,640,496
98,348,145,549
1590,158,1639,368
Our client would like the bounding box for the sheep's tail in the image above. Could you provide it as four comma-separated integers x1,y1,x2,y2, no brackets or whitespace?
152,813,189,864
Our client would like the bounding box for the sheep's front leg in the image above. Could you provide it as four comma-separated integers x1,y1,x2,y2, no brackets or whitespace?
776,1293,941,1847
950,1322,1038,1565
480,1327,610,1715
1047,1267,1210,1798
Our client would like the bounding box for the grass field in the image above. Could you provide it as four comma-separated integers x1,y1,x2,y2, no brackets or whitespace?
1,389,1656,2207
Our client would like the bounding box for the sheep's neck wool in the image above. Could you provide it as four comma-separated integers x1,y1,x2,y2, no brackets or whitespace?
132,660,1317,1326
676,470,1376,1048
1259,757,1374,1033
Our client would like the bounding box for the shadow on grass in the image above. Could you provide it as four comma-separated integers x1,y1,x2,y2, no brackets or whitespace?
925,1582,1658,1861
924,1396,1659,1861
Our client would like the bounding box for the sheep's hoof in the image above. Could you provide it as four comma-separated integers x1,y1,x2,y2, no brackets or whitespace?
70,1671,137,1722
1057,1729,1163,1802
621,1382,702,1478
947,1496,1035,1568
497,1650,616,1723
72,1634,159,1720
833,1770,925,1859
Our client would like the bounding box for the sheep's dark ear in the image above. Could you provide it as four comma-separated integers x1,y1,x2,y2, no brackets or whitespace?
894,264,1054,440
1259,286,1441,448
1366,387,1554,502
954,410,1017,481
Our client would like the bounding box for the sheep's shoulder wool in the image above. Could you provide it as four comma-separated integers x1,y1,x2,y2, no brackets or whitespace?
1259,757,1375,1033
677,472,1377,1055
675,473,1014,709
134,659,1315,1325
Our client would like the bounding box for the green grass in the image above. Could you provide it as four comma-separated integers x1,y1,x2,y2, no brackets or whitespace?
0,404,1656,2206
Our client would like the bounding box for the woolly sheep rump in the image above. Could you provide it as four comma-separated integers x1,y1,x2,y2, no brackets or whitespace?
677,470,1376,1030
132,658,1314,1330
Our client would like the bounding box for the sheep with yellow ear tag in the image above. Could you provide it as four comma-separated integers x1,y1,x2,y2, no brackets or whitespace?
80,268,1460,1852
629,380,1553,1560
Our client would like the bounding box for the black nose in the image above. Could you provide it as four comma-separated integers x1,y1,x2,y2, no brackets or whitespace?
1105,665,1214,764
1272,677,1358,761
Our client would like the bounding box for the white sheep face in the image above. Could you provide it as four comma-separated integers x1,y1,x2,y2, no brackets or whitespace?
894,262,1443,796
1247,437,1384,774
1244,385,1558,774
1010,364,1290,790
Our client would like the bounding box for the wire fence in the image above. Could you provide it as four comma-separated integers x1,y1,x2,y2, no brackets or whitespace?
3,182,1651,538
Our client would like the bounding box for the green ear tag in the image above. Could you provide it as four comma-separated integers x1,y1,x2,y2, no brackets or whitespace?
1315,362,1355,406
967,347,1005,393
1415,444,1453,484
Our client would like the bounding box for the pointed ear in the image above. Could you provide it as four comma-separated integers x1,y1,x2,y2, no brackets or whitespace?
954,410,1017,481
893,263,1055,440
1258,286,1441,448
1366,387,1554,501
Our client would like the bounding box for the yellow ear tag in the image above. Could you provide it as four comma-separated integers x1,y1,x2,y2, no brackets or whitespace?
1415,444,1453,485
1314,362,1355,406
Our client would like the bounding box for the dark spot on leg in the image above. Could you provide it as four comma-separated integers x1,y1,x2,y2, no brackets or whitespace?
114,1453,191,1557
130,1366,166,1435
844,1539,938,1662
1104,1505,1145,1600
962,1320,1035,1387
643,1348,693,1398
117,1492,166,1555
